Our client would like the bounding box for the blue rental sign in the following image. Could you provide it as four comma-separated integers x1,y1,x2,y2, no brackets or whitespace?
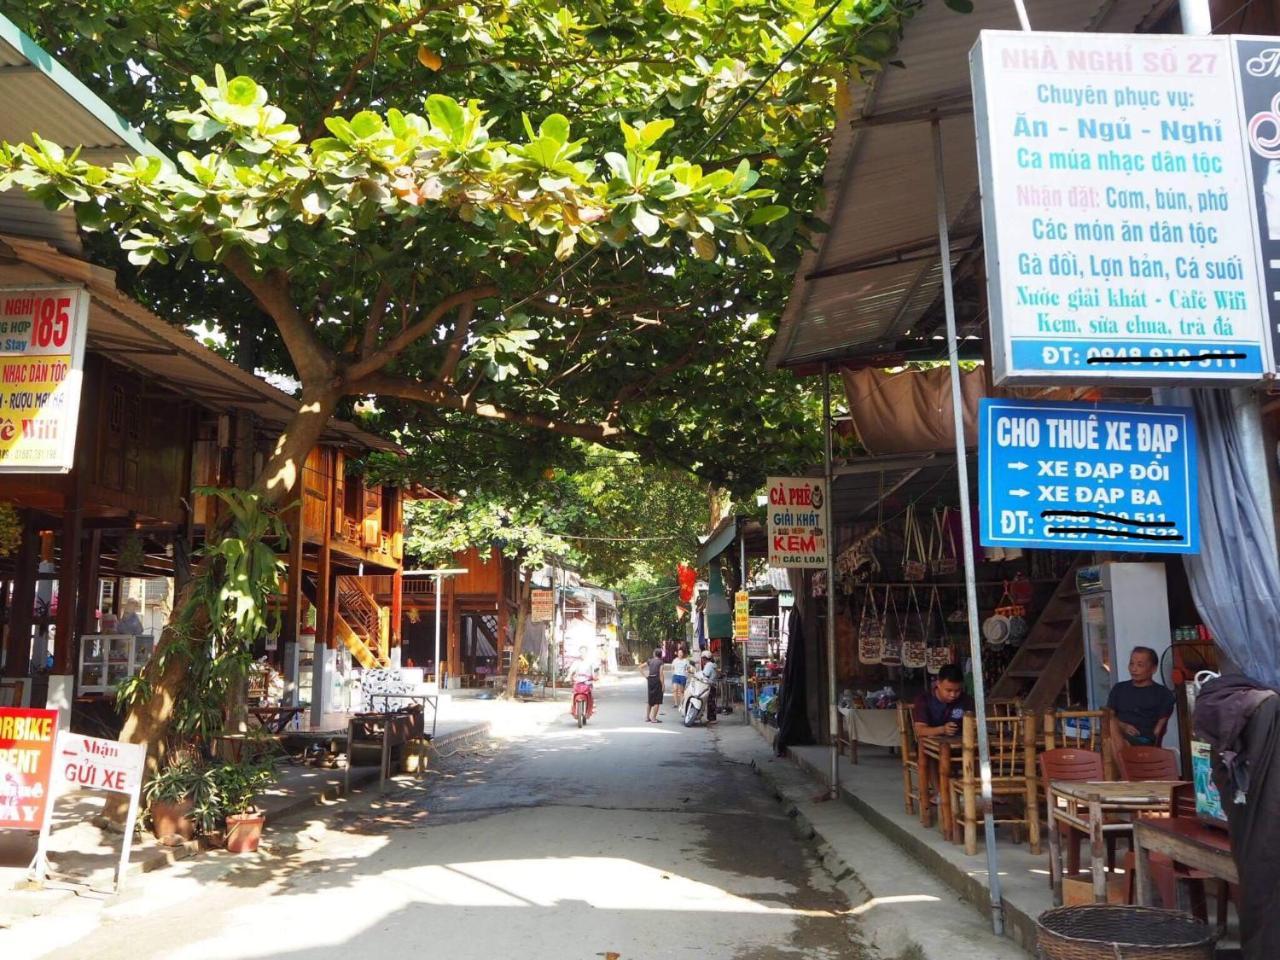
978,398,1199,554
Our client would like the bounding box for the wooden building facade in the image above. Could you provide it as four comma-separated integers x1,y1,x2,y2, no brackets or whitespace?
0,236,405,728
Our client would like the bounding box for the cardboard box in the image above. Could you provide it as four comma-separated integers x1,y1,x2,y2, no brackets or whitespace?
1062,875,1127,907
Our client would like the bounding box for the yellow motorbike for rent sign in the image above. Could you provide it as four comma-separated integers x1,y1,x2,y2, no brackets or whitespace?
0,286,89,473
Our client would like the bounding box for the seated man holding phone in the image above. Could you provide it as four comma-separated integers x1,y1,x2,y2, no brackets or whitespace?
912,664,974,738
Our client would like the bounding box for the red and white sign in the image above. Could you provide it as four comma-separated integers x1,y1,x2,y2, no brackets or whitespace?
0,707,57,830
31,731,146,893
53,733,145,796
766,476,829,568
0,285,89,473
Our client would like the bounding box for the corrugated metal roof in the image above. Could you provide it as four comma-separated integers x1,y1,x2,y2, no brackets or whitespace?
768,0,1164,370
0,234,402,454
0,14,161,254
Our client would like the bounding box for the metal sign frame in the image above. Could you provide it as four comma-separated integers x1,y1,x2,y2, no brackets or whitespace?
31,731,146,894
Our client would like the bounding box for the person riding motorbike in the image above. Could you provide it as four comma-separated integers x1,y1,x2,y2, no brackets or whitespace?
570,645,597,717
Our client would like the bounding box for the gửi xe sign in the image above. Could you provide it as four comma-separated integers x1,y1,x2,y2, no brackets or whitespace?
978,398,1199,554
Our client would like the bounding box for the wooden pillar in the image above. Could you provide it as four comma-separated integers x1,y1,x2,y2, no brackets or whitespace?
446,576,459,682
77,530,101,636
495,551,508,670
52,503,83,676
283,503,305,704
316,538,332,652
390,568,403,649
3,513,38,677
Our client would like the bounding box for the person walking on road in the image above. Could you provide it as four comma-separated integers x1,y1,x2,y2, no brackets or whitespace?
644,647,665,723
670,646,691,709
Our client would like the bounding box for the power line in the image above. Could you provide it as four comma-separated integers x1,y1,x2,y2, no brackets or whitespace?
694,0,844,157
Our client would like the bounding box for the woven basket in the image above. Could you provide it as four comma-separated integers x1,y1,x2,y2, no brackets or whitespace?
1037,905,1216,960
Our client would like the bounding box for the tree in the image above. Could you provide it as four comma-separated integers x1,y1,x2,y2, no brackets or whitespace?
3,0,917,488
0,0,919,749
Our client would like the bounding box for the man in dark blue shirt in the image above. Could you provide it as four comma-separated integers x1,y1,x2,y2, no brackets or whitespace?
912,665,974,738
1107,646,1176,747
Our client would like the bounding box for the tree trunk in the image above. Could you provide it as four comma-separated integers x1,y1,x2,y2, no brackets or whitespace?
116,385,343,769
501,571,534,700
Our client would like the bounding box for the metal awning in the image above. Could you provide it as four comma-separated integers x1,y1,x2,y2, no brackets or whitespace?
830,452,967,524
1,234,402,454
767,0,1165,371
0,14,162,254
696,516,768,568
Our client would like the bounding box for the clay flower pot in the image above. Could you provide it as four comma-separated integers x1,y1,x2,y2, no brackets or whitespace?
151,798,196,841
224,811,266,853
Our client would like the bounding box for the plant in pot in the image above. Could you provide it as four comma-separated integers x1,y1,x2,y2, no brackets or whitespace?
211,757,276,854
144,752,218,842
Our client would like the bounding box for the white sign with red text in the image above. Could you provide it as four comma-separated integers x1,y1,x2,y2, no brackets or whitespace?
32,732,146,893
0,286,89,472
766,476,829,568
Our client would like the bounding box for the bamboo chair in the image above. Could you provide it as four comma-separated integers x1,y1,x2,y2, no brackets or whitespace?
896,702,921,815
949,712,1040,855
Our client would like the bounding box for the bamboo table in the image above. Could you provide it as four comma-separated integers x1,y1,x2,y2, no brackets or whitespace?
917,734,963,835
1048,779,1186,905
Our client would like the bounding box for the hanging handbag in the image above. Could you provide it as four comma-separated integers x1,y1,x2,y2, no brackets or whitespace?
857,586,884,666
901,584,928,670
880,587,903,666
902,504,927,582
932,507,958,576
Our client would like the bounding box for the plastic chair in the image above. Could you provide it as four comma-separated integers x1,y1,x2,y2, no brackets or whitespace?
1117,745,1179,781
1040,748,1106,879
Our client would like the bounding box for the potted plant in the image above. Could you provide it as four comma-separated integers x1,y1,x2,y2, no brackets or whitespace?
144,753,217,841
211,757,276,854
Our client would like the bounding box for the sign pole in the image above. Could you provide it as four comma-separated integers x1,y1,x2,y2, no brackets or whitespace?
822,363,839,799
934,117,1004,936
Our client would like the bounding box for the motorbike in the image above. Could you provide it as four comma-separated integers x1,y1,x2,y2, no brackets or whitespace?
683,673,712,727
572,681,592,727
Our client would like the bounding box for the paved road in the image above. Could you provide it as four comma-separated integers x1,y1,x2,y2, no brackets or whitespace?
3,676,862,960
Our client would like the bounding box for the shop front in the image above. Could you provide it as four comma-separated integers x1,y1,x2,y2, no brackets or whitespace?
755,0,1276,950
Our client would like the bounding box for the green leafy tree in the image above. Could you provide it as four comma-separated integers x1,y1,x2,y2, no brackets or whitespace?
3,0,916,489
0,0,920,746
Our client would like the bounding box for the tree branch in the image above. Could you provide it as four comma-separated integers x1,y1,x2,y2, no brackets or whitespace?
439,301,478,385
356,373,626,443
344,284,497,384
359,280,395,359
222,250,334,384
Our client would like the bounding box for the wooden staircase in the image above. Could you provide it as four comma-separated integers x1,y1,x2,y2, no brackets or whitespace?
337,576,389,667
989,561,1086,713
301,574,385,669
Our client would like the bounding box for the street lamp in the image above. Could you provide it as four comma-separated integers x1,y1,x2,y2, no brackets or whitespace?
404,567,468,691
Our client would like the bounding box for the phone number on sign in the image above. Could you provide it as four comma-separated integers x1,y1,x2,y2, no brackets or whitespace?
1011,340,1262,372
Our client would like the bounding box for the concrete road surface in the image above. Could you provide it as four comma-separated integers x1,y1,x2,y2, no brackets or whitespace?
1,676,866,960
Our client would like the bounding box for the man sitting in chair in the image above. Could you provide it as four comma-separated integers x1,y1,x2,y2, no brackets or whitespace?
1107,646,1175,747
912,664,973,738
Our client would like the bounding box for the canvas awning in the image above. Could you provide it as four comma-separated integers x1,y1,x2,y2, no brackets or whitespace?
767,0,1168,371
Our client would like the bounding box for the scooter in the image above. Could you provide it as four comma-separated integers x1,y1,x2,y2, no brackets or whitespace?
683,673,712,727
572,681,592,727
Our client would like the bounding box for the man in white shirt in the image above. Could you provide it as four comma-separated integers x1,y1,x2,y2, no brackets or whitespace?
699,654,719,725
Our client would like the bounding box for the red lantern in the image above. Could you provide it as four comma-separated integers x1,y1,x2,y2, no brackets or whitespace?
677,563,697,603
